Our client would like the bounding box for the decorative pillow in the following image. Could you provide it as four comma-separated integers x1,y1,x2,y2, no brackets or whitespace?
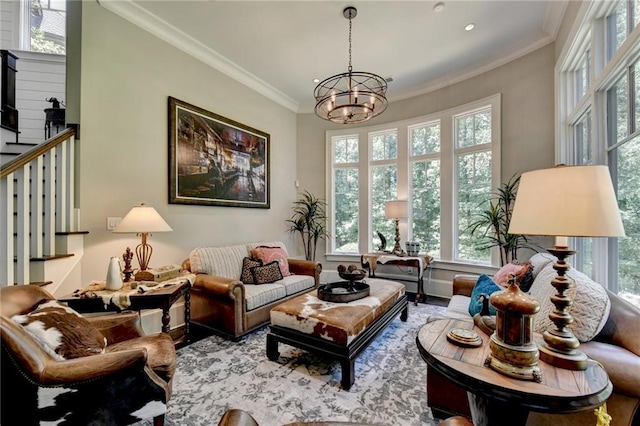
468,274,502,316
250,246,292,277
493,262,534,292
529,262,611,342
12,300,107,361
240,257,263,284
250,260,284,284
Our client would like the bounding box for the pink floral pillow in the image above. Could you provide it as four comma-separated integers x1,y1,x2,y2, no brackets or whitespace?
250,246,292,277
493,261,534,291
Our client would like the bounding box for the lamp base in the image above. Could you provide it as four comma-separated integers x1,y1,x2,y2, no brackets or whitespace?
538,341,588,370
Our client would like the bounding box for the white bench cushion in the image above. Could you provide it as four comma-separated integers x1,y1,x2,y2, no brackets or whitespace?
244,283,287,311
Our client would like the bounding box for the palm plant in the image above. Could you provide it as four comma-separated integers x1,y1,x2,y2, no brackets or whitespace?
468,174,538,266
286,190,329,261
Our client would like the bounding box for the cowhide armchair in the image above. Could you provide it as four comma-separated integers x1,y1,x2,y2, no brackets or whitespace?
1,285,177,426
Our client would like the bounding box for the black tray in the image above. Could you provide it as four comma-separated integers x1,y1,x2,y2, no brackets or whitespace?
318,281,370,303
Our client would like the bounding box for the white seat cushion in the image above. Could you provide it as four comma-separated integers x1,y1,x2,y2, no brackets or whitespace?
278,274,315,296
244,283,287,311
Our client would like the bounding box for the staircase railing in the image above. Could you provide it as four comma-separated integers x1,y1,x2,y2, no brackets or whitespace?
1,127,77,286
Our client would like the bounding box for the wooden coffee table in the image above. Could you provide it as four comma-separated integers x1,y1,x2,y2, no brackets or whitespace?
267,278,408,390
416,318,612,426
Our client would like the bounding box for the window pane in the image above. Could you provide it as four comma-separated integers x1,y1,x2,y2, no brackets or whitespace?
372,131,397,161
411,123,440,156
613,136,640,307
575,111,592,165
607,74,629,146
334,168,359,253
575,50,590,103
456,109,491,148
635,61,640,133
30,0,66,54
607,1,628,61
457,151,492,263
371,165,397,249
333,136,358,164
412,160,441,258
635,0,640,27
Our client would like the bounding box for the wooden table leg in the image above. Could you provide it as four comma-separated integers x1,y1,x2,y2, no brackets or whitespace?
467,392,529,426
341,358,355,390
266,334,280,361
183,287,190,342
161,303,171,334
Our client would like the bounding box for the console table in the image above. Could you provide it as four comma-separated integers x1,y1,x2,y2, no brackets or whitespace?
416,318,612,426
361,252,432,305
58,276,191,346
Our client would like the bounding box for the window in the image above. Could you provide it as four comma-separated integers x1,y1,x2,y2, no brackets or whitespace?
326,95,501,265
559,1,640,307
20,0,66,54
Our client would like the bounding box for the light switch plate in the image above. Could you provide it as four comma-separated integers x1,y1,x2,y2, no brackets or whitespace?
107,217,122,231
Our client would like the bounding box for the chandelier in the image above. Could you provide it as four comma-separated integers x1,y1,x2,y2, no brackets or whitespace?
314,6,388,125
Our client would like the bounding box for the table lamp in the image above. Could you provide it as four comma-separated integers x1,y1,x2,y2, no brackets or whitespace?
113,203,173,281
508,165,625,370
385,200,408,256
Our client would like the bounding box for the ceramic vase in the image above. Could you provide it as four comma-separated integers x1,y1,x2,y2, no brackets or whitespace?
106,256,123,290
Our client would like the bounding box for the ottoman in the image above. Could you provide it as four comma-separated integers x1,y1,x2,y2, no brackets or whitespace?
267,278,408,390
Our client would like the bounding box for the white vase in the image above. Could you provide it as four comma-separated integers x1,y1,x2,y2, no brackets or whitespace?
106,256,123,290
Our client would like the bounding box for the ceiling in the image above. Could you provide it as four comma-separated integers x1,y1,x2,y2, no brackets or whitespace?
99,0,566,113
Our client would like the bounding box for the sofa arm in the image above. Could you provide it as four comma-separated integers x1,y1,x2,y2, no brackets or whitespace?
192,274,244,301
288,259,322,286
452,275,478,297
594,290,640,357
581,340,640,399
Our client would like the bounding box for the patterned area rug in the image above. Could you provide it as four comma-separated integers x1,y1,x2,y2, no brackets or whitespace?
136,302,446,426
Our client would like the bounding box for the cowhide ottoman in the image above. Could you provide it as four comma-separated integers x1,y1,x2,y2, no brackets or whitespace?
267,278,408,390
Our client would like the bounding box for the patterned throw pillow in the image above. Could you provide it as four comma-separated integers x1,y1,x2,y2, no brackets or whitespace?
12,300,107,360
250,261,284,284
250,246,292,277
493,261,534,291
240,257,263,283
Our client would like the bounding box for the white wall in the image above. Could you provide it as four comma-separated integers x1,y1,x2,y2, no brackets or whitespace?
78,1,299,283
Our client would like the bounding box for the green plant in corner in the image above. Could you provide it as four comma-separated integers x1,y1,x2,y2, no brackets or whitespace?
468,173,538,266
286,190,330,261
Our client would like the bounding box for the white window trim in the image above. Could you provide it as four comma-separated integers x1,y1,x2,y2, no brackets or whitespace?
325,93,501,266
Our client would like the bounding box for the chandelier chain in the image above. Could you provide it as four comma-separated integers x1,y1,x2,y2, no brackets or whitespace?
348,14,352,73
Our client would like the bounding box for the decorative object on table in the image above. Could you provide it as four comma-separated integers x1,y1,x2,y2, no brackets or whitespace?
467,173,540,266
122,247,134,282
484,274,542,382
446,328,482,348
286,190,329,261
105,256,124,291
112,203,173,282
168,96,270,209
133,264,183,282
473,294,496,336
318,264,370,303
376,231,388,252
313,6,387,125
508,165,625,370
405,241,421,256
385,199,408,256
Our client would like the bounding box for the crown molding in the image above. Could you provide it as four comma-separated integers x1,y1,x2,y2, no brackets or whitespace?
543,0,568,38
96,0,299,113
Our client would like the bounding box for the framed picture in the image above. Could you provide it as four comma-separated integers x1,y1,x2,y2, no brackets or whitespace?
168,97,270,208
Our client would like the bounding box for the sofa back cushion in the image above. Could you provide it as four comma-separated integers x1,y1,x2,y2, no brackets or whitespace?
529,261,611,342
189,244,249,280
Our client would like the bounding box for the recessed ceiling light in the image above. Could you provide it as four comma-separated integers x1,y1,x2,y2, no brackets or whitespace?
313,78,320,83
465,23,475,31
433,2,445,13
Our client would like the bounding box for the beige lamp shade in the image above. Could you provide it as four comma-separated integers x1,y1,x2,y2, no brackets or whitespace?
385,200,408,219
508,165,625,238
113,204,173,234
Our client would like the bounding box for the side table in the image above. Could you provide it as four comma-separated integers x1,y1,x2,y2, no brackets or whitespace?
58,277,191,346
361,252,433,305
416,318,612,426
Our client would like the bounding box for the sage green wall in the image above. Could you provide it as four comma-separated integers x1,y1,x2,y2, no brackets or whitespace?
78,1,298,283
296,43,556,284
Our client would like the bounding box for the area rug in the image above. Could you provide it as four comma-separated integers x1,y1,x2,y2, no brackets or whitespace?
136,302,446,426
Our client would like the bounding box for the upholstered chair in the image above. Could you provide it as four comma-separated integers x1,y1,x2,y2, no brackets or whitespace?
1,285,177,426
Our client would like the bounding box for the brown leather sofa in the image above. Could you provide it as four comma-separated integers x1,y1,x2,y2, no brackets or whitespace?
427,275,640,426
1,285,176,426
182,252,321,340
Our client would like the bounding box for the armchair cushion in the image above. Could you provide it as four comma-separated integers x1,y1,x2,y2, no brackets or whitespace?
12,300,106,360
250,245,292,277
241,257,263,284
251,260,284,284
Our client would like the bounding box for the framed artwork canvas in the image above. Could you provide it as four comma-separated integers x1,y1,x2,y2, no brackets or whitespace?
168,97,270,208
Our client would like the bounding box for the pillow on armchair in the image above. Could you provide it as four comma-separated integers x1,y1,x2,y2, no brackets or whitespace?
468,274,502,316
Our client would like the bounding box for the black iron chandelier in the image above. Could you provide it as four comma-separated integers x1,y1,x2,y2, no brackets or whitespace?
314,6,388,125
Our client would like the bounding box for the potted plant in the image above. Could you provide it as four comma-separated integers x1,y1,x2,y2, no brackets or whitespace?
286,190,330,261
468,174,538,266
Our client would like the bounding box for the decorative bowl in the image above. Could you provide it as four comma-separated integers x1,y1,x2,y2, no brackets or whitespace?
338,269,367,282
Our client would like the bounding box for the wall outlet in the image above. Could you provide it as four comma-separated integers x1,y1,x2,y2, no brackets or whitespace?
107,217,122,231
